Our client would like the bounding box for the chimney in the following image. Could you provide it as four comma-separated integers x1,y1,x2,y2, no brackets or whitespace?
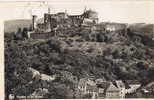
32,15,37,31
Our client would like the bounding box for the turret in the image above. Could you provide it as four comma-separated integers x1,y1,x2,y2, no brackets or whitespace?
83,9,98,24
32,15,37,31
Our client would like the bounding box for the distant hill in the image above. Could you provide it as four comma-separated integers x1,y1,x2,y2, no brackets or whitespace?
4,19,32,33
129,23,154,34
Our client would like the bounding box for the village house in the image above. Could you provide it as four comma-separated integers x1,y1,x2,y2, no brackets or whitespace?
28,67,40,78
125,80,141,94
27,67,57,89
105,82,120,98
78,78,99,98
78,78,88,93
142,82,154,93
60,71,78,84
40,73,56,82
86,83,98,98
27,67,56,82
96,80,110,98
30,88,48,97
95,78,106,84
78,78,128,99
78,78,95,93
115,80,125,98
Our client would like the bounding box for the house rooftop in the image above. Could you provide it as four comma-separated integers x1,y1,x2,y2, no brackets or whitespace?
95,78,106,84
78,78,88,86
144,82,154,89
115,80,125,88
97,81,110,89
87,79,96,86
87,84,98,92
125,80,141,85
106,82,119,92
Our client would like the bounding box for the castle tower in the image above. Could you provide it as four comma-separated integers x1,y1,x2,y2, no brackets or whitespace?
32,15,37,30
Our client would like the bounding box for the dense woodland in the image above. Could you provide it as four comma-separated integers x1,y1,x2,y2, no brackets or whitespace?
5,25,154,99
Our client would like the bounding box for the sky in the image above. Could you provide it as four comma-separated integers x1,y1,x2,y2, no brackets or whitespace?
0,0,154,24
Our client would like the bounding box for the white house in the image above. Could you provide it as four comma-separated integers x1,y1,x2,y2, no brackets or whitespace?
28,67,40,78
125,80,141,94
115,80,125,98
40,74,56,82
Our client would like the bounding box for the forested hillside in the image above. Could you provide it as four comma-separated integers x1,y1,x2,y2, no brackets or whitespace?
5,24,154,99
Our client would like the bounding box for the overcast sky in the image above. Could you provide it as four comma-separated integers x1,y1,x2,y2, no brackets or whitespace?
0,0,154,23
